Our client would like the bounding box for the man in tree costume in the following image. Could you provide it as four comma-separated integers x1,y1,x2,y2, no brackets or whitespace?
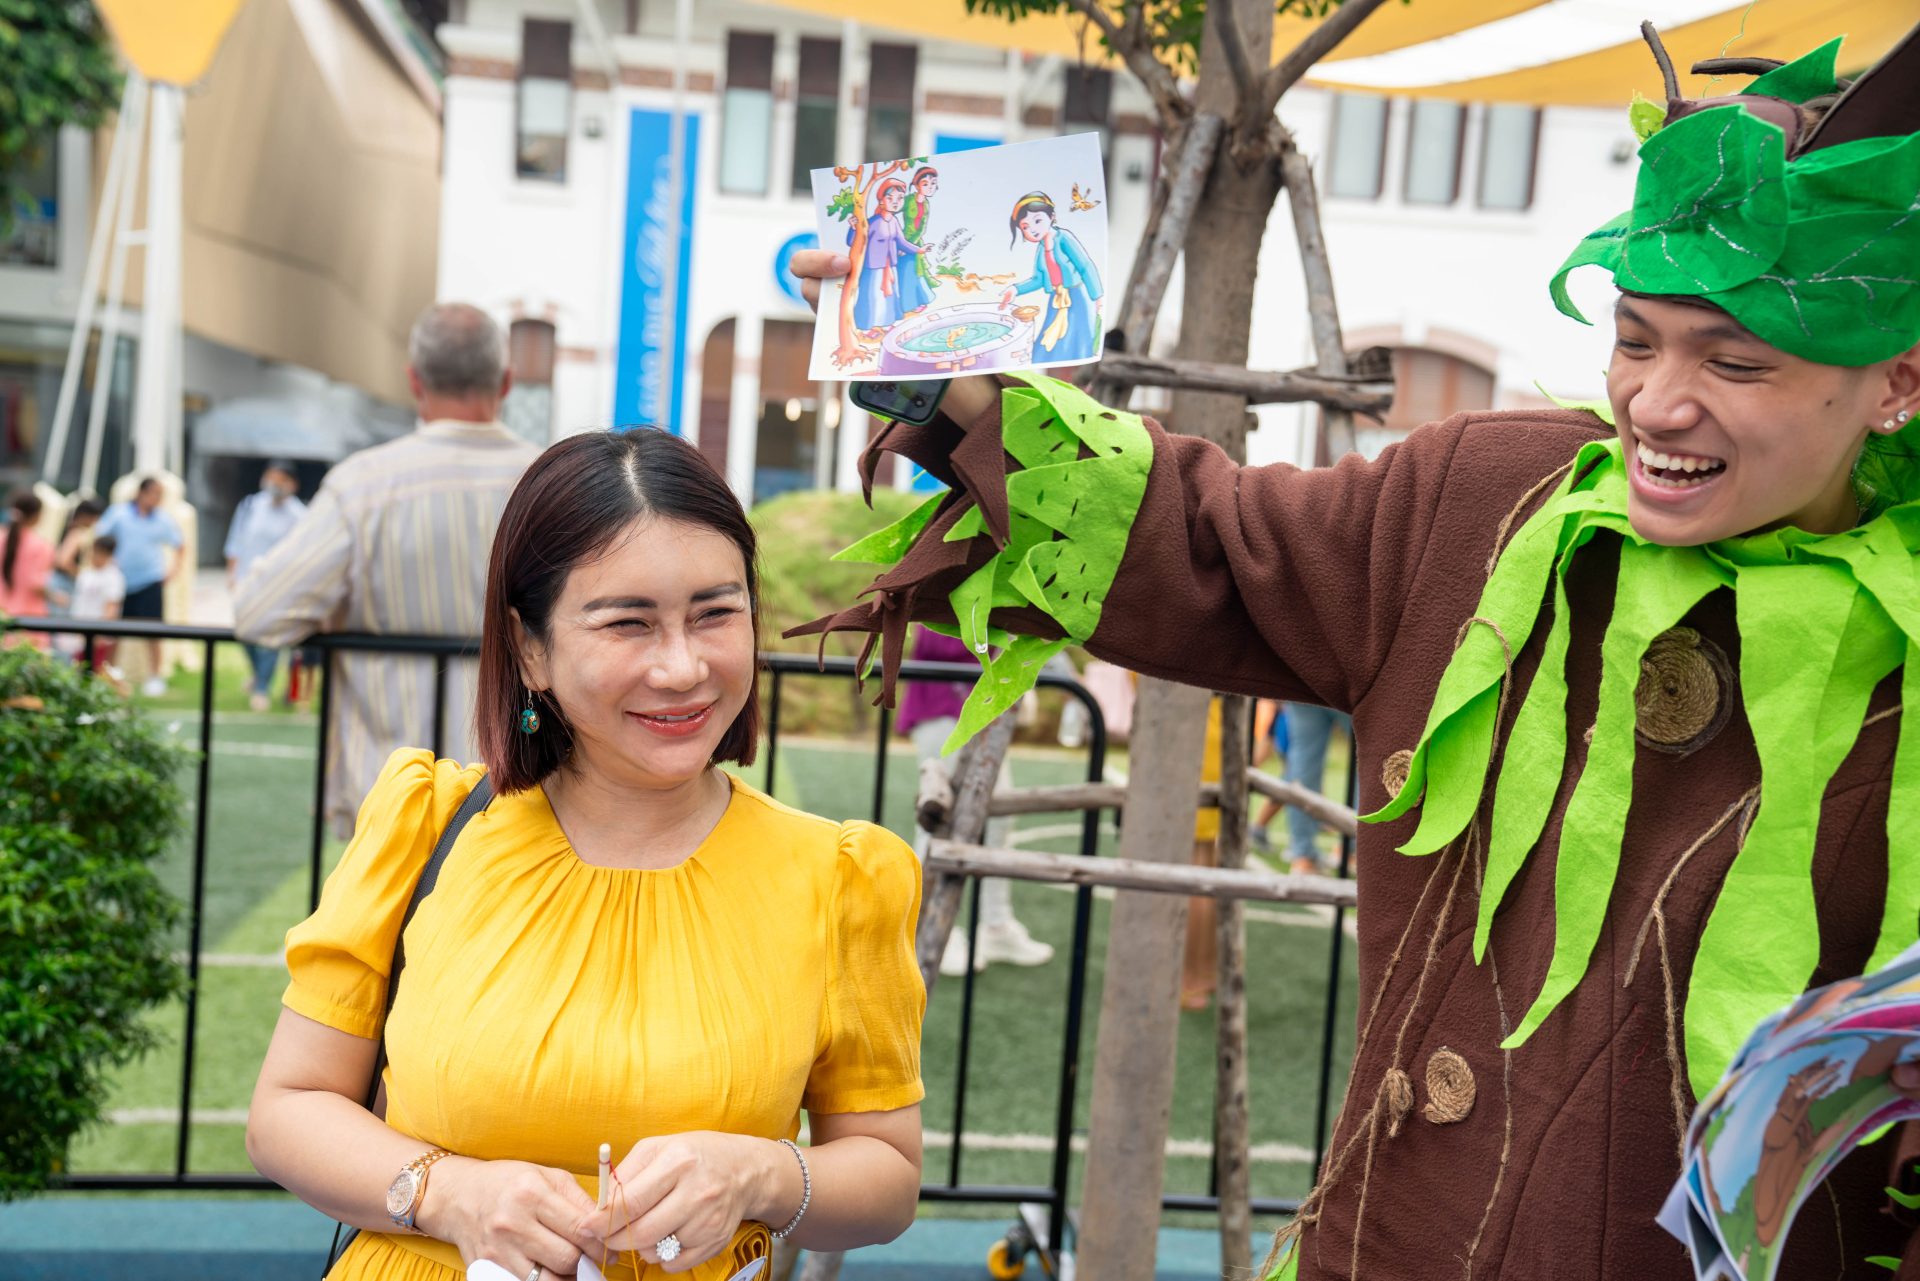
791,21,1920,1279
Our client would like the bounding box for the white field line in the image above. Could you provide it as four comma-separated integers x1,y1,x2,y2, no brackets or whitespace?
210,740,314,759
103,1111,1313,1165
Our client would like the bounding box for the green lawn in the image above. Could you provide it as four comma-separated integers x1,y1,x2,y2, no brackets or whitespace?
69,662,1359,1233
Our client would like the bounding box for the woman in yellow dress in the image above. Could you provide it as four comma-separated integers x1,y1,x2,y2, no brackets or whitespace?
247,430,927,1280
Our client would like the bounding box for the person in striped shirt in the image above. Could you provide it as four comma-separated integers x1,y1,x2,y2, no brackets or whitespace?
235,303,539,836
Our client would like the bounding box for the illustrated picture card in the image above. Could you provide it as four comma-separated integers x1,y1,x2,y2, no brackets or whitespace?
807,132,1110,382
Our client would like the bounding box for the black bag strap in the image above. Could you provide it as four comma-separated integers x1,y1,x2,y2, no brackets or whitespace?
324,774,495,1274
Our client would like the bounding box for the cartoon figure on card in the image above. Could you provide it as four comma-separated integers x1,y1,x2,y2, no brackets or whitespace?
848,178,927,336
999,191,1103,362
901,167,940,308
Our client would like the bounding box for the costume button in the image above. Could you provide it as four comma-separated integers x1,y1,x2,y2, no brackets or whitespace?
1422,1047,1476,1125
1634,626,1733,755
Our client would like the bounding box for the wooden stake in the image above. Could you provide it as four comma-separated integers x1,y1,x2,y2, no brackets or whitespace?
1097,351,1391,413
1279,138,1360,459
1213,695,1254,1276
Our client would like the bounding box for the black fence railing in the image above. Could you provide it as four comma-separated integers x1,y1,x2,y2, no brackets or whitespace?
8,615,1351,1246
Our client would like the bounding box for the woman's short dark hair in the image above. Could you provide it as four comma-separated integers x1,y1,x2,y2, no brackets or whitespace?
476,429,762,793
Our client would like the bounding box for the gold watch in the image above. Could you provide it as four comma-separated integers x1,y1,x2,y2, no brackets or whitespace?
385,1147,452,1233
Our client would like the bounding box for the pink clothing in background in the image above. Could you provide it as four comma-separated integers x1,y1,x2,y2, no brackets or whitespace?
896,627,977,736
1,530,54,647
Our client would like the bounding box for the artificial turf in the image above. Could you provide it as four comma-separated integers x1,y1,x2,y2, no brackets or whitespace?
69,659,1359,1236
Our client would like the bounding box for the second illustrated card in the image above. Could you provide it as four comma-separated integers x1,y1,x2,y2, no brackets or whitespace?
807,132,1110,382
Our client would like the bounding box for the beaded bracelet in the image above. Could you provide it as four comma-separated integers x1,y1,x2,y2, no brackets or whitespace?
772,1138,811,1239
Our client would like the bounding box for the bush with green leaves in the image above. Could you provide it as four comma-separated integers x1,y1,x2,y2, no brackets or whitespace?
0,0,122,237
0,642,187,1199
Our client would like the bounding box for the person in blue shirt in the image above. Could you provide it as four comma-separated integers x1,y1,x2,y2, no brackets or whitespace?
225,460,308,710
96,476,184,697
999,192,1103,364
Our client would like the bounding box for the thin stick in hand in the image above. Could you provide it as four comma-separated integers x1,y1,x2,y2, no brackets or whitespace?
597,1141,612,1209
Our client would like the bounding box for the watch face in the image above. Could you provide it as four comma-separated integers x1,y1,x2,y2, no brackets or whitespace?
386,1167,420,1218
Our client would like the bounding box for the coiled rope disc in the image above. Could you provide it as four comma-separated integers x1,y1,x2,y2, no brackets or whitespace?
1634,626,1732,756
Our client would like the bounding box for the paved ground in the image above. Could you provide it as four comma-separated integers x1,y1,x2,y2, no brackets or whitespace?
0,1196,1267,1280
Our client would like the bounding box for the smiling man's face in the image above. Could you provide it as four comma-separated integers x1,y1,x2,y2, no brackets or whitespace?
1607,295,1889,545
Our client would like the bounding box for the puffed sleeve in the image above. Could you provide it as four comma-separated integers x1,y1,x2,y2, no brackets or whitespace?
803,822,927,1115
281,748,485,1039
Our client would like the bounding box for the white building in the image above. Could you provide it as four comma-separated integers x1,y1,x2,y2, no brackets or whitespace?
436,0,1643,499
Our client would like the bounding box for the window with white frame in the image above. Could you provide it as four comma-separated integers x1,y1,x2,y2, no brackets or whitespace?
516,19,572,183
864,43,917,162
1478,105,1540,211
790,37,841,197
720,31,774,195
1326,94,1388,200
1403,99,1465,205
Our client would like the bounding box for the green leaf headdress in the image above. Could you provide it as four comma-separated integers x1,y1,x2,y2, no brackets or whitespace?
1551,24,1920,368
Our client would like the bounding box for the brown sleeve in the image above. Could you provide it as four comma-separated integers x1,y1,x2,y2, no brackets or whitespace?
789,390,1601,713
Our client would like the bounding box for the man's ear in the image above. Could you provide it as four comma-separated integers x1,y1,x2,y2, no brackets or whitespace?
1876,340,1920,426
511,608,551,692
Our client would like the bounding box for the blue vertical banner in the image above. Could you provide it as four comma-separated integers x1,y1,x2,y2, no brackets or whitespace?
614,108,702,434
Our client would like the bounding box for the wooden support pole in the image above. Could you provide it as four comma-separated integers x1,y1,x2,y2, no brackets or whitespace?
968,776,1358,839
914,710,1018,993
1091,111,1225,404
1279,138,1359,460
923,839,1357,908
1213,695,1254,1276
1096,350,1392,413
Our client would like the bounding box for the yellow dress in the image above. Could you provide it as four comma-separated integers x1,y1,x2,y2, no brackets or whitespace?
284,749,927,1281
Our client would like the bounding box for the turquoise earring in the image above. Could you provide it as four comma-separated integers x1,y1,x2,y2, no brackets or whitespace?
520,690,541,735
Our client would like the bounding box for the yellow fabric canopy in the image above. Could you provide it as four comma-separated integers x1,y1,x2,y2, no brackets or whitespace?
751,0,1548,67
94,0,245,85
756,0,1908,108
1323,0,1916,105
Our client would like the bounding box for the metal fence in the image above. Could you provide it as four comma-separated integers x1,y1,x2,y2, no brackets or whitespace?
8,615,1352,1242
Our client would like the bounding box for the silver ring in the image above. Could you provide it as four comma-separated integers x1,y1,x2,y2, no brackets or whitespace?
524,1268,540,1281
656,1234,682,1262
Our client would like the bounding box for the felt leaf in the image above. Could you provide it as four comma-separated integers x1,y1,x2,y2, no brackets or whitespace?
1534,380,1617,425
1001,387,1079,471
1006,371,1153,462
1866,1256,1901,1271
944,504,986,543
1619,106,1789,297
1504,539,1720,1051
1870,647,1920,972
1549,212,1630,326
832,492,945,565
1476,525,1598,961
940,635,1070,755
1628,93,1666,143
1886,1185,1920,1211
1743,36,1841,105
1683,572,1903,1096
947,560,998,660
1369,455,1602,847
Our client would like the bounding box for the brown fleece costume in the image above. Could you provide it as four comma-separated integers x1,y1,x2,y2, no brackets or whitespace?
795,403,1920,1278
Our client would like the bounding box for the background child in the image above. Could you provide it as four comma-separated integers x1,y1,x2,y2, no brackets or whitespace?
56,534,124,678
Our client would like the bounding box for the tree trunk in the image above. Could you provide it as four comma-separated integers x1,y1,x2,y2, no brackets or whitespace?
1072,4,1282,1276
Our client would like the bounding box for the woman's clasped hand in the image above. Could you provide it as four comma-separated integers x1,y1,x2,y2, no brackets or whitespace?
419,1133,784,1277
582,1132,786,1270
415,1156,599,1278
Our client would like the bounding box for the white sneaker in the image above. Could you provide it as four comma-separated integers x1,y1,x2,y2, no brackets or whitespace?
141,676,168,698
940,929,982,978
975,920,1055,968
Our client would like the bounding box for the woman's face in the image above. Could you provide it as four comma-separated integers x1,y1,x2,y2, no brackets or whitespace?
882,187,905,214
1019,209,1053,243
519,515,756,791
1608,295,1907,545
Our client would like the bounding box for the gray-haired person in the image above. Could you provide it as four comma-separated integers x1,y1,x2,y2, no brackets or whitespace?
235,303,539,835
